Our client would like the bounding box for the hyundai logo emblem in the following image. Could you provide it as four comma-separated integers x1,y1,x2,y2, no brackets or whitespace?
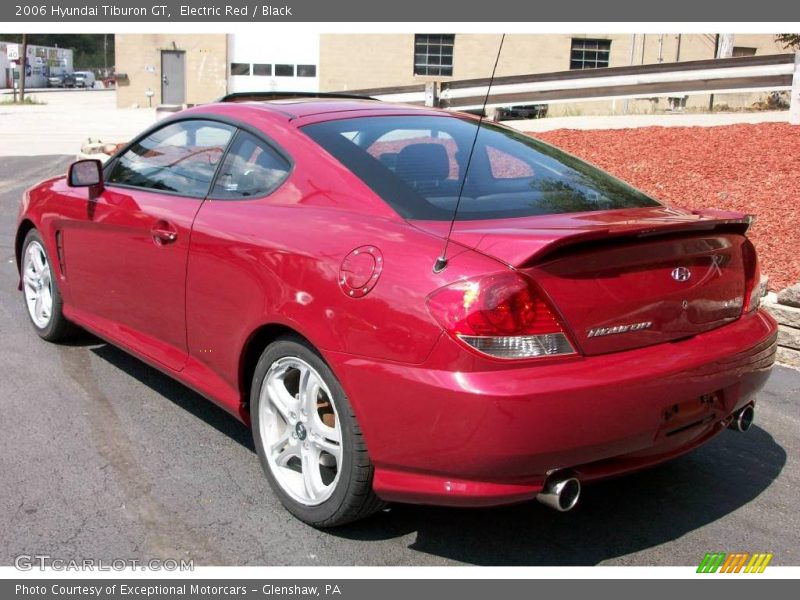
671,267,692,282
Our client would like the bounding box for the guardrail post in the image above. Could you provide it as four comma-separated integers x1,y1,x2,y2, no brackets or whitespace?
791,52,800,125
424,81,439,107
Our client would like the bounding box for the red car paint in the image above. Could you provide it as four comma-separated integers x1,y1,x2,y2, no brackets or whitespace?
16,100,777,507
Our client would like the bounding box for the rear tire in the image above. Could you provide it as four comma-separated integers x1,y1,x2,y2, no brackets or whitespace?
251,335,385,527
21,229,76,342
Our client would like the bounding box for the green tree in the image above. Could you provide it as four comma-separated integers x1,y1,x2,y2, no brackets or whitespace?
776,34,800,50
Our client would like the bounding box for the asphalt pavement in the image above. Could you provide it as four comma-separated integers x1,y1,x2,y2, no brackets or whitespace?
0,156,798,566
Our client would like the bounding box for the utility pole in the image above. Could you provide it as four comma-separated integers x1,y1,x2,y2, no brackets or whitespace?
708,34,720,112
19,34,27,103
623,34,636,114
707,34,734,112
103,34,108,76
718,34,735,59
640,33,646,64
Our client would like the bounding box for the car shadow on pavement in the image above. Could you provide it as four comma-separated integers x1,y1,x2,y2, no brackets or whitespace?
87,340,254,451
331,425,786,565
83,337,785,566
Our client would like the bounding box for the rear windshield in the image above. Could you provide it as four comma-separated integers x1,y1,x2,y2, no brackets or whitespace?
302,115,660,220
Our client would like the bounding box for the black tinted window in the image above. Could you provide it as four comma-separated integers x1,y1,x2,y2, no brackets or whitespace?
108,120,234,197
210,131,291,200
302,116,659,220
297,64,317,77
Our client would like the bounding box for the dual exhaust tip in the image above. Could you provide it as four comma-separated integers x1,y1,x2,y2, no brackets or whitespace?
535,405,754,512
729,404,755,433
536,475,581,512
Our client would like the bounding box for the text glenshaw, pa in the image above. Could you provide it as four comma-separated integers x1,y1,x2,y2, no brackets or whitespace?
45,4,294,18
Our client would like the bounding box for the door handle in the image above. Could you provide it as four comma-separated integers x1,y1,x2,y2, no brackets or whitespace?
151,220,178,245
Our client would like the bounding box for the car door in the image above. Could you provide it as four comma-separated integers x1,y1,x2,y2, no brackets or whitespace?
62,118,235,371
185,130,293,399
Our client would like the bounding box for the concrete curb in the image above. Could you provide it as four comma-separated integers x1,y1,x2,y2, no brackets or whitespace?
0,87,113,96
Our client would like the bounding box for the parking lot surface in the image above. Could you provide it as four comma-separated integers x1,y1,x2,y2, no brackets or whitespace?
0,90,155,156
1,156,798,566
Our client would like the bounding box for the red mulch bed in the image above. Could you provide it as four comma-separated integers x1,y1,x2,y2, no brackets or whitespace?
532,123,800,291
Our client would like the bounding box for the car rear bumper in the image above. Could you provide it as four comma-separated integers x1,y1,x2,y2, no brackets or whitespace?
326,309,778,507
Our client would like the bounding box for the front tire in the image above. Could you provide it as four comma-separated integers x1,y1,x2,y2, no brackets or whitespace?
21,229,75,342
251,335,384,527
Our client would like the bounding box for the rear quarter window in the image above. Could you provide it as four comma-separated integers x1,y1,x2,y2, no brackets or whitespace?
209,131,291,200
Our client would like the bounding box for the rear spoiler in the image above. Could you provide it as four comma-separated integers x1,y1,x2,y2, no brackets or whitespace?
447,210,754,269
519,213,753,267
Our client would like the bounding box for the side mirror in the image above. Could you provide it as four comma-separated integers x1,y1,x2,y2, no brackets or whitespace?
68,159,103,188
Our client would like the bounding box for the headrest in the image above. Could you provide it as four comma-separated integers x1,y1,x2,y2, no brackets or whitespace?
394,143,450,183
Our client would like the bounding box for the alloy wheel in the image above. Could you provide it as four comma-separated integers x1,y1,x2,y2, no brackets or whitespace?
258,356,343,506
22,240,53,329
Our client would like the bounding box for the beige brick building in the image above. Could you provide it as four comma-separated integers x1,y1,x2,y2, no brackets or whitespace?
319,34,785,89
115,33,788,114
319,33,787,114
115,34,228,108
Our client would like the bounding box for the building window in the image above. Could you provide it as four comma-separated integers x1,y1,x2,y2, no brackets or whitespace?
297,64,317,77
230,62,251,76
732,46,757,57
570,38,611,70
414,34,455,77
253,63,272,76
275,64,294,77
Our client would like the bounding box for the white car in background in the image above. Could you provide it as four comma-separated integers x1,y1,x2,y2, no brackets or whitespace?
73,71,96,88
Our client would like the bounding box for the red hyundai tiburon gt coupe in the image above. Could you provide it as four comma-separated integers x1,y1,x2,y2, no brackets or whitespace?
16,98,777,526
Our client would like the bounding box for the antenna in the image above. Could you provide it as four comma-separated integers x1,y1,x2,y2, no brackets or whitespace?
433,33,506,274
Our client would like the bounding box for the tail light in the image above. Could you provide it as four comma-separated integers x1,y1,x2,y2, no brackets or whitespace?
426,271,576,359
742,239,763,313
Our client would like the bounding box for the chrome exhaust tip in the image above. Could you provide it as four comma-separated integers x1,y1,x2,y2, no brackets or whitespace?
536,476,581,512
729,405,755,433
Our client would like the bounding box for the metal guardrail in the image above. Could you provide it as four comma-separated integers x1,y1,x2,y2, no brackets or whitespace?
349,53,800,124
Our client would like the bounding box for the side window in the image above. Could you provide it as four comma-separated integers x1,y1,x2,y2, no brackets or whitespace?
486,145,535,179
107,120,234,197
210,131,291,200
